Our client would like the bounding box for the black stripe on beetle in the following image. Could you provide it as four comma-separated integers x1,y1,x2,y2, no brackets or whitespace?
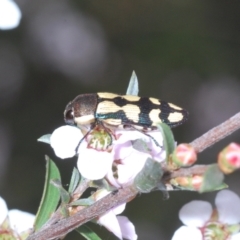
64,93,188,131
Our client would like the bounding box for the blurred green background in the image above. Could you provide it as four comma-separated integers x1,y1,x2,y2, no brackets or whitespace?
1,0,240,239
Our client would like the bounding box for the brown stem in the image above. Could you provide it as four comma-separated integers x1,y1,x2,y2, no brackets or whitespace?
163,165,208,181
189,112,240,153
27,185,138,240
42,179,90,228
27,112,240,239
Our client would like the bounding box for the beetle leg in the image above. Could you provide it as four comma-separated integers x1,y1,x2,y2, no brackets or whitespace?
75,126,94,153
125,125,162,148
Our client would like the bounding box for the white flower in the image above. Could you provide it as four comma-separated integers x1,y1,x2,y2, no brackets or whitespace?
0,0,21,30
50,125,115,180
0,196,35,236
106,129,165,187
94,190,137,240
49,125,166,184
50,125,83,159
172,190,240,240
8,210,35,233
0,196,8,224
77,143,114,180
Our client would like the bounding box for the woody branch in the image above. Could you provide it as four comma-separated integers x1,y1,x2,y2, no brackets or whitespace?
27,111,240,240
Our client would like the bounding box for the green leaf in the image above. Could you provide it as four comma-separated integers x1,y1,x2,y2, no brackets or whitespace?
76,225,102,240
126,71,139,96
51,179,70,204
60,205,69,218
68,167,81,193
157,123,175,157
37,134,51,144
91,179,115,191
199,164,225,193
134,158,164,193
70,198,95,206
212,182,228,191
34,156,61,230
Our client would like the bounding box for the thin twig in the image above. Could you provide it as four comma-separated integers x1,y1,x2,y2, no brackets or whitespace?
190,112,240,153
27,185,138,240
163,165,208,181
27,112,240,240
41,179,90,228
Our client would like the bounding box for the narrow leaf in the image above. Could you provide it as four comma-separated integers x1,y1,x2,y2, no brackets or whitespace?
200,164,225,193
60,205,69,218
134,158,164,193
34,156,61,230
158,123,175,157
76,225,102,240
91,179,115,191
68,167,81,193
126,71,139,96
51,179,70,204
37,134,51,144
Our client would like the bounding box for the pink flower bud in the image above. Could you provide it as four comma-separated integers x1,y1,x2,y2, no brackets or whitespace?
170,175,203,191
191,175,204,191
168,144,197,170
218,142,240,174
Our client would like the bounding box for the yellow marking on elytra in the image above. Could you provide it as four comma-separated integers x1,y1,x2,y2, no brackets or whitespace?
75,115,95,125
149,97,160,105
98,93,141,102
122,104,140,123
149,109,161,125
97,92,119,99
168,103,182,110
168,112,184,122
97,101,141,124
122,95,140,102
97,101,122,114
103,118,122,126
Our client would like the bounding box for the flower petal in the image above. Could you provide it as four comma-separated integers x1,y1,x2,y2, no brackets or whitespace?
114,130,145,144
146,131,165,160
108,130,165,187
0,0,21,30
117,216,137,240
8,209,35,233
113,141,133,160
112,203,126,215
77,149,113,180
172,226,202,240
179,200,212,227
116,149,149,185
114,129,165,162
98,210,122,240
215,190,240,224
50,126,82,159
0,196,8,225
106,170,122,188
231,232,240,240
